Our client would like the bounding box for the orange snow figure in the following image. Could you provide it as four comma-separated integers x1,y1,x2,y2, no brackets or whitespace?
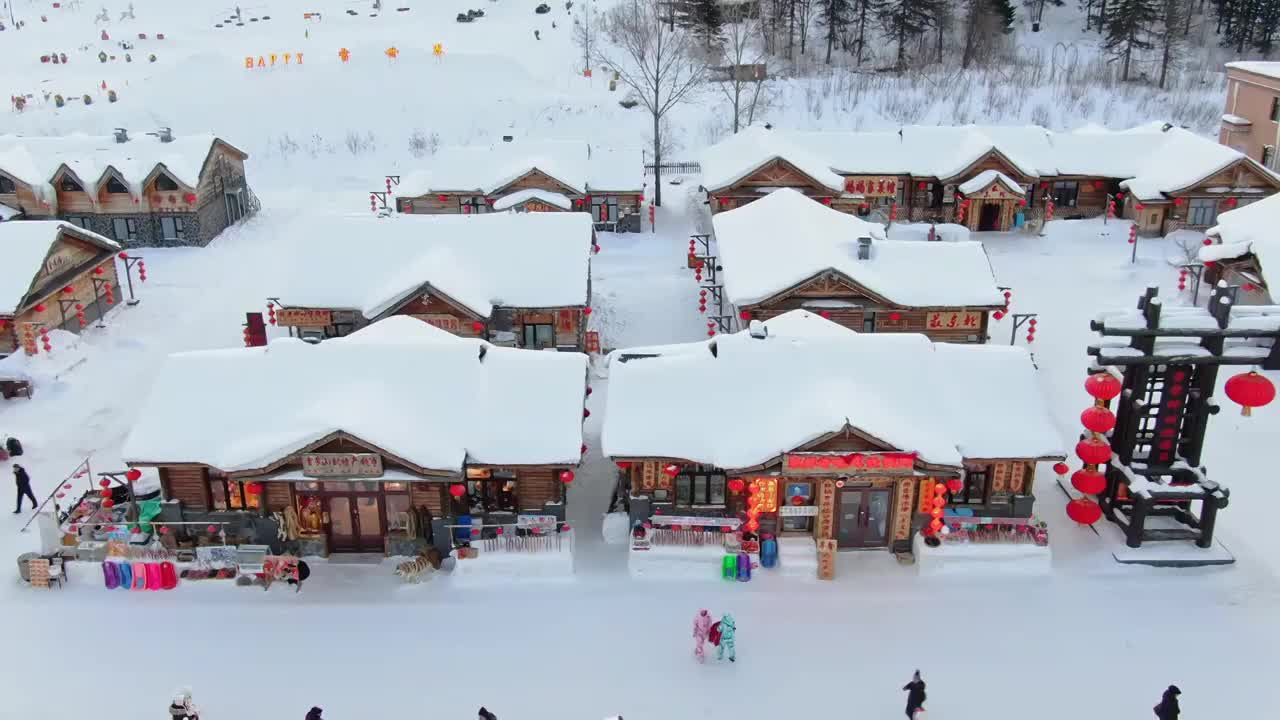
338,48,350,62
244,56,254,69
433,43,443,58
385,46,399,59
269,53,278,66
257,56,265,68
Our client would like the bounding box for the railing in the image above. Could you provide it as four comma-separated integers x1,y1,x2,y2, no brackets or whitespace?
644,161,701,176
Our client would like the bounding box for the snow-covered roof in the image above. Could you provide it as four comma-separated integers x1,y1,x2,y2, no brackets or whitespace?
1222,113,1252,126
0,132,239,202
713,189,1003,308
704,124,1268,201
0,220,120,315
602,310,1062,469
275,212,593,319
700,126,845,193
492,188,572,211
122,316,588,472
0,203,20,221
1202,193,1280,288
398,141,644,196
1226,61,1280,80
958,170,1025,196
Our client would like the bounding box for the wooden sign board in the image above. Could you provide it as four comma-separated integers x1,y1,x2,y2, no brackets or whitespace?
842,176,898,197
585,330,601,353
783,452,917,475
816,480,836,540
894,478,914,541
277,308,333,327
816,538,837,580
301,453,383,478
925,311,983,331
413,314,460,332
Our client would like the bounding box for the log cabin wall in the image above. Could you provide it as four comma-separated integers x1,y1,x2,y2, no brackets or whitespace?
160,466,209,509
401,194,463,214
516,467,562,511
265,482,292,512
14,247,123,339
392,295,483,337
497,169,580,197
710,159,833,213
411,483,446,515
0,319,15,355
0,175,48,216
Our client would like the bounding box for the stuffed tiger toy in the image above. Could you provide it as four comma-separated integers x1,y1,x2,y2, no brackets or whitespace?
394,547,443,583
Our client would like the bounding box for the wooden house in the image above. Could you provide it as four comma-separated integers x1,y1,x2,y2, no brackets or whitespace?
602,311,1063,579
396,141,647,232
713,189,1004,342
0,129,254,247
1199,191,1280,304
700,124,1280,234
269,212,595,352
0,221,122,357
121,317,588,559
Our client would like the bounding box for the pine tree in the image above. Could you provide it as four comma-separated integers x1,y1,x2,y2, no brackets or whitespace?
820,0,854,63
676,0,725,46
876,0,947,68
1153,0,1188,88
1105,0,1158,80
992,0,1017,30
1257,0,1280,53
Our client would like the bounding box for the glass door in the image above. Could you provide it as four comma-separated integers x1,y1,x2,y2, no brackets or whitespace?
836,488,893,549
354,495,384,551
837,491,863,548
326,496,357,552
864,489,891,546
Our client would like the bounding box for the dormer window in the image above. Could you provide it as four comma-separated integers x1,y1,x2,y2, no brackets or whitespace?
59,175,83,192
154,173,180,192
106,176,129,194
0,175,15,194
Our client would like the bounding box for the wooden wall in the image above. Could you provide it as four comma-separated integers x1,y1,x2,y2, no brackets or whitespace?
516,467,562,510
14,246,122,342
392,295,483,337
160,466,209,509
411,483,446,514
402,194,462,214
265,482,292,512
498,169,579,197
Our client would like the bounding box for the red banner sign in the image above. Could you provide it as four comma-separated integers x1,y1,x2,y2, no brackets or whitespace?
926,311,983,331
784,452,917,474
276,308,333,327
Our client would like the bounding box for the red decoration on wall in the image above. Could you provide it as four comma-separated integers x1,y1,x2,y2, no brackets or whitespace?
616,461,631,470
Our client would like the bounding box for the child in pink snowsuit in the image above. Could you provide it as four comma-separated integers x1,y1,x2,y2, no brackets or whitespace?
693,609,712,663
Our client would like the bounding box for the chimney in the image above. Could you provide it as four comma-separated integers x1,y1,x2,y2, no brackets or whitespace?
856,236,872,260
748,319,768,340
157,127,173,143
502,135,514,143
113,128,128,144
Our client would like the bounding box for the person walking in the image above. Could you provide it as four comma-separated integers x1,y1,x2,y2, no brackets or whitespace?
1154,685,1181,720
716,613,736,662
692,609,712,663
305,707,323,720
478,707,498,720
13,463,36,513
168,689,199,720
903,670,927,719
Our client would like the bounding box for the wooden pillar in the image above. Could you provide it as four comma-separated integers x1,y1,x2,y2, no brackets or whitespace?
1126,495,1148,549
1197,496,1219,549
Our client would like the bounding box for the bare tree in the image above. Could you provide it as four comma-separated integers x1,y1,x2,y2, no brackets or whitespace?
574,1,599,74
597,0,708,206
716,14,775,132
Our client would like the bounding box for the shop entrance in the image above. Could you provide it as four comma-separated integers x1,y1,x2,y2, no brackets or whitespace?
836,488,892,549
325,494,385,552
978,203,1002,231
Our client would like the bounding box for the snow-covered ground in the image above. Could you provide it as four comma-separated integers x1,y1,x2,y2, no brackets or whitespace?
3,1,1280,718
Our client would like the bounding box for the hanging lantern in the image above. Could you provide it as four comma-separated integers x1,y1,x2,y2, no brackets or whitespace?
739,310,751,321
559,470,575,484
99,478,111,488
580,444,587,455
819,311,831,319
159,526,170,535
1075,437,1112,465
929,518,943,532
1070,469,1107,495
471,321,484,333
1065,497,1102,525
1080,405,1116,433
34,303,46,313
118,252,129,260
932,482,946,496
993,310,1005,320
1052,462,1069,476
945,478,964,493
61,286,74,295
1224,370,1276,416
207,524,218,533
449,484,466,498
102,498,115,509
583,307,593,316
888,311,902,322
583,408,591,418
245,482,263,495
585,386,593,396
1084,372,1122,400
916,181,926,190
125,468,142,482
727,478,745,494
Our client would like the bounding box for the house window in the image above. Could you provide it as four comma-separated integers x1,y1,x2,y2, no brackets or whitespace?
385,493,412,532
154,174,180,192
105,176,129,194
111,217,138,241
461,196,489,214
0,175,14,194
1271,97,1280,122
1264,146,1276,169
211,480,262,511
224,191,245,224
59,175,84,192
781,482,813,532
675,472,726,507
862,312,876,333
64,216,91,230
1051,181,1079,207
522,323,554,349
591,195,619,223
1187,198,1219,226
160,216,185,240
951,468,989,505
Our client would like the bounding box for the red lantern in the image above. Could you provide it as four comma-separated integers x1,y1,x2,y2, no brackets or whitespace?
1080,405,1117,433
933,482,946,496
931,496,945,509
929,518,943,532
118,252,129,259
1226,197,1238,207
739,310,751,321
34,303,46,313
580,444,588,455
102,498,115,509
1134,203,1146,211
1093,180,1104,189
207,524,218,533
917,181,926,190
1071,469,1107,495
1173,197,1184,205
727,478,745,494
1052,462,1069,476
1224,370,1276,416
61,286,74,294
1084,372,1122,401
437,194,448,202
94,267,104,275
125,468,142,482
449,484,466,498
99,478,111,488
1202,237,1214,246
993,310,1005,320
184,193,197,205
471,321,484,333
583,307,593,315
559,470,575,483
583,408,591,418
819,311,831,319
945,478,963,493
1065,497,1102,525
1075,437,1112,465
245,482,262,495
160,526,170,535
1115,192,1124,200
888,311,902,322
585,386,593,396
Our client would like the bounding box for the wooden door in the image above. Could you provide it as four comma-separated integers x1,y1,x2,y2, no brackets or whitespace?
836,488,893,549
326,496,357,552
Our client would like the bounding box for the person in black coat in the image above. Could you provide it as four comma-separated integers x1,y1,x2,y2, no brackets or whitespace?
478,707,498,720
1154,685,1180,720
903,670,926,719
13,464,36,513
305,707,323,720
